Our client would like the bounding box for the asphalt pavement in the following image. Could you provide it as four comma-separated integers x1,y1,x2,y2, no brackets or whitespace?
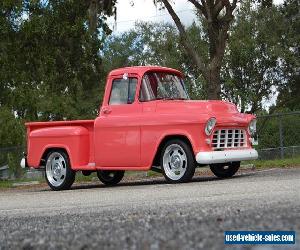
0,168,299,250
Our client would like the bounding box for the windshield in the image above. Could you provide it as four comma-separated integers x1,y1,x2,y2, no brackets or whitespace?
139,72,189,101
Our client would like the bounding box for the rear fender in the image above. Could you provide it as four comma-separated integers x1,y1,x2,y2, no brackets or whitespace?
27,126,89,169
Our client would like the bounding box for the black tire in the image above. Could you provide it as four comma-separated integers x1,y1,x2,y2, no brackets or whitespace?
210,161,240,178
160,139,196,183
45,150,76,191
97,170,125,185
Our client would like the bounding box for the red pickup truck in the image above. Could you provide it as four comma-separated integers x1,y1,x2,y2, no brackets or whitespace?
21,66,258,190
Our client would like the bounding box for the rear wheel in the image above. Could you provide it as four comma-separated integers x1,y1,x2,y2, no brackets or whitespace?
160,139,196,183
45,150,75,191
210,161,240,178
97,170,125,185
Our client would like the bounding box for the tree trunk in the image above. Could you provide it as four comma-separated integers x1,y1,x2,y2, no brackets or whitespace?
205,65,222,100
161,0,237,100
160,0,208,79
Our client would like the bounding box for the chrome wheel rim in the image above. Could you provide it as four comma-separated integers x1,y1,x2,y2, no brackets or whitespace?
46,152,67,187
163,144,187,180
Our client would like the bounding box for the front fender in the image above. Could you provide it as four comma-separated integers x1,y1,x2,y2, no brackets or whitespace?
140,124,203,169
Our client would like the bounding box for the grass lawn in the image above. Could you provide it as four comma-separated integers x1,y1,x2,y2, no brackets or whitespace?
0,177,43,189
249,156,300,168
0,180,13,189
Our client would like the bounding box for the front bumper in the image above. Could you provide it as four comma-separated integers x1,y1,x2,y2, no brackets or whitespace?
196,149,258,164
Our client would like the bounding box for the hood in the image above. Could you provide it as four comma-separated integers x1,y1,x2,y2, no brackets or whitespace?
156,100,253,126
157,100,238,114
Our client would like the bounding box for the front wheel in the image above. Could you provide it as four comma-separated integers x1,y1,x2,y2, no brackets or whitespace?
45,150,75,191
160,139,196,183
97,170,125,185
210,162,240,178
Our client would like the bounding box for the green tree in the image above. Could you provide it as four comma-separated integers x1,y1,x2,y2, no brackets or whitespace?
0,0,116,122
0,107,24,177
276,0,300,110
0,107,24,147
222,1,285,113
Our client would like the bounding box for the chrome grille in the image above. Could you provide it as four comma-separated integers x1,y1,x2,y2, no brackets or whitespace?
212,129,246,149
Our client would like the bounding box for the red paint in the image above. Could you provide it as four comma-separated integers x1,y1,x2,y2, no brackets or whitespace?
25,66,256,171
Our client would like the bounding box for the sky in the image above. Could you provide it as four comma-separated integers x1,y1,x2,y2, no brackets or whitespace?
107,0,197,33
108,0,284,33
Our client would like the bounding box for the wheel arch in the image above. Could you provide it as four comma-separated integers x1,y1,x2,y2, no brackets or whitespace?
152,134,195,167
40,146,72,167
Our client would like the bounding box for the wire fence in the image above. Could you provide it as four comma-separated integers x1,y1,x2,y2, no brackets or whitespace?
256,111,300,160
0,111,299,179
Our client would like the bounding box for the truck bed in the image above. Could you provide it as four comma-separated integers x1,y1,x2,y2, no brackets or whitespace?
26,120,95,169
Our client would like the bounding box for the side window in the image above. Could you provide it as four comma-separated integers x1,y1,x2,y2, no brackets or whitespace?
109,78,137,105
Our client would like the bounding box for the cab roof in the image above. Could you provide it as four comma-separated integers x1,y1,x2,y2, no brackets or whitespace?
108,66,183,78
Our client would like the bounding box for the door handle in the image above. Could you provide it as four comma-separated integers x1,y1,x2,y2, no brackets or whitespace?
102,108,112,114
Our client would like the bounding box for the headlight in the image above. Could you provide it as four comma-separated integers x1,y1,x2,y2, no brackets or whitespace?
248,119,257,135
205,117,216,136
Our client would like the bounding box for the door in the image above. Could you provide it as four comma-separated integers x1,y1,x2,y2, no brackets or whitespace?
94,76,142,167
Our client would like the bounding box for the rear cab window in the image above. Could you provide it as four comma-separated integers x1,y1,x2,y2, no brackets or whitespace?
109,77,137,105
